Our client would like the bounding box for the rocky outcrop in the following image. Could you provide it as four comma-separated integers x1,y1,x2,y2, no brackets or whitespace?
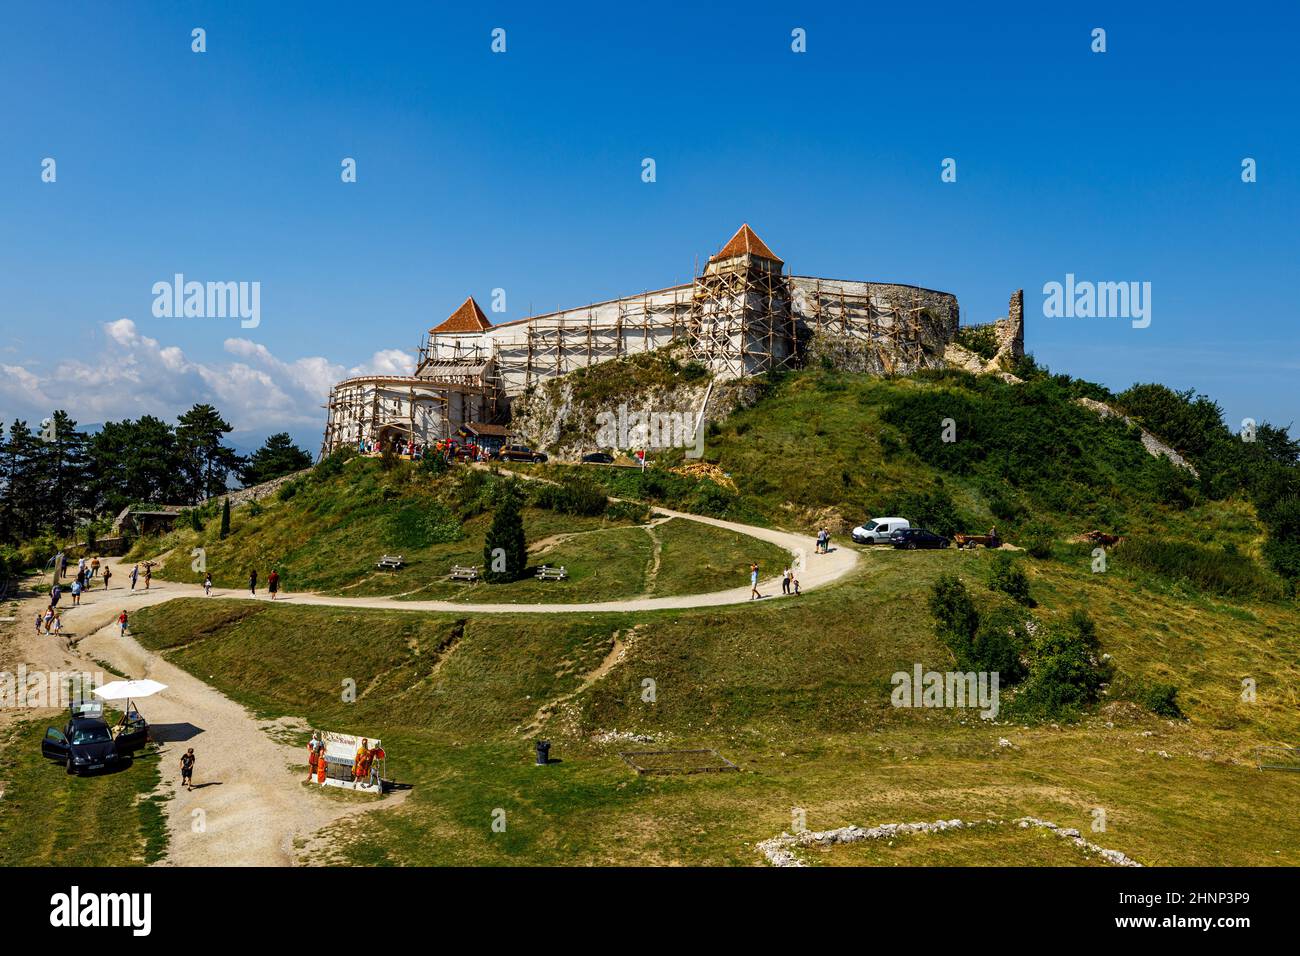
1073,398,1198,475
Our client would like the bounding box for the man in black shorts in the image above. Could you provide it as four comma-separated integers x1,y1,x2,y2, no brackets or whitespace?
180,748,196,791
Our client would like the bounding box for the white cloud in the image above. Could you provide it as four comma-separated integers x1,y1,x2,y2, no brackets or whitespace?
0,320,413,436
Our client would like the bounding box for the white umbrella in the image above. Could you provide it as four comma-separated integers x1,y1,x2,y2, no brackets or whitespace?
93,679,168,700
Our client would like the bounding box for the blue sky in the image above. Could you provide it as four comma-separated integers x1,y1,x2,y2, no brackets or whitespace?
1,1,1296,452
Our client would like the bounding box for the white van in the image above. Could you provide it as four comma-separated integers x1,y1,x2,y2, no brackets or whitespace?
851,517,910,545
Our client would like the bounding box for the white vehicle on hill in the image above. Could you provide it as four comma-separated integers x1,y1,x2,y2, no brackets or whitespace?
851,517,910,545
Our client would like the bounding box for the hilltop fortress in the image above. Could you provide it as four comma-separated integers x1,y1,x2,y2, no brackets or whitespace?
320,224,1024,456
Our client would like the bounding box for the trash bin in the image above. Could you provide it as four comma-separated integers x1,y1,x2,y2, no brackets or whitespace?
535,740,550,766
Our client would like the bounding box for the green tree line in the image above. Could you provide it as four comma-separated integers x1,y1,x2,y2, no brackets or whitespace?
0,403,311,546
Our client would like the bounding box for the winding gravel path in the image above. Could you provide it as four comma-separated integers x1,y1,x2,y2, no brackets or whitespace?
2,508,856,865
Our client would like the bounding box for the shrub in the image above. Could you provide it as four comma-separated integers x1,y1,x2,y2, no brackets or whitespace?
1009,611,1113,720
968,605,1029,682
533,476,607,517
955,325,999,361
929,574,979,646
606,500,652,524
276,479,301,502
1112,675,1184,719
1022,520,1055,559
419,450,451,478
988,552,1034,606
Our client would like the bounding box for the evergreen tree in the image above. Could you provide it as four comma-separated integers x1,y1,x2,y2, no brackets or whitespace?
483,485,527,583
31,411,91,537
0,421,40,543
220,497,231,539
238,432,313,487
176,404,243,502
91,415,182,508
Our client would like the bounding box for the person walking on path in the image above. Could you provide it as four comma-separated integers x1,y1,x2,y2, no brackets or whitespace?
43,608,54,634
203,572,213,596
143,562,152,590
49,583,61,608
268,569,280,600
249,569,258,596
71,579,82,606
90,556,100,578
180,749,196,792
749,562,762,601
102,566,112,590
781,567,792,595
34,612,43,636
51,612,62,638
129,564,139,591
118,610,129,637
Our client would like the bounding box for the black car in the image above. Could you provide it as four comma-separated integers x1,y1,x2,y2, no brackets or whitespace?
41,701,146,775
581,452,614,464
890,527,950,550
494,444,548,463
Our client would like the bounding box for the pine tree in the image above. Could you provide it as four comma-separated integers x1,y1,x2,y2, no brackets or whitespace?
0,420,40,543
238,432,312,487
483,486,527,583
220,497,231,539
176,404,243,503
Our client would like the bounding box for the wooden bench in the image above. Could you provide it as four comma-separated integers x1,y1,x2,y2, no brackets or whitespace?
449,564,479,582
376,554,404,570
535,565,568,581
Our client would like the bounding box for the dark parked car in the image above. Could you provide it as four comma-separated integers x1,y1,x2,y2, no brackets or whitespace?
494,444,548,463
890,527,950,550
41,701,146,775
581,452,614,464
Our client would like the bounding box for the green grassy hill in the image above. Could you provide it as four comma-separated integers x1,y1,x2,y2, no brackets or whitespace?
42,362,1298,867
139,457,788,602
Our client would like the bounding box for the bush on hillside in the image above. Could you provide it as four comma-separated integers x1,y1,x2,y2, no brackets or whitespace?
1008,611,1113,720
1021,520,1055,559
955,325,999,361
988,552,1035,606
929,574,980,646
1111,675,1184,719
532,476,607,517
969,605,1030,681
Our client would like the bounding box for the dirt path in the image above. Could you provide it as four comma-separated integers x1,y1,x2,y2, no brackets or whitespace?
1,573,406,866
135,507,855,614
1,507,855,866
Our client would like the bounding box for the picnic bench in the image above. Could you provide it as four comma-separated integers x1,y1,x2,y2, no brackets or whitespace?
535,565,568,581
449,564,479,582
376,554,404,570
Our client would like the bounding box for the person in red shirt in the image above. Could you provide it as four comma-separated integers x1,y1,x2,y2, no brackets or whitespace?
268,569,280,600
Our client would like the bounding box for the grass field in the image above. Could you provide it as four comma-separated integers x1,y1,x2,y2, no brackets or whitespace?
101,536,1300,867
0,720,169,867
